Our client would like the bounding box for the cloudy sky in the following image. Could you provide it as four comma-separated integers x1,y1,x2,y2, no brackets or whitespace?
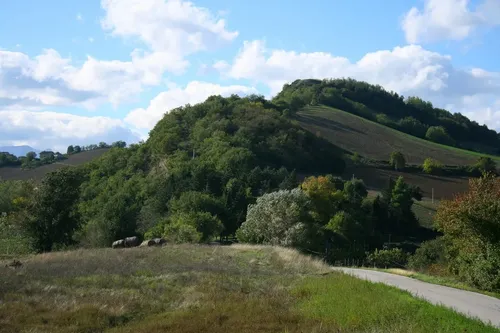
1,0,500,151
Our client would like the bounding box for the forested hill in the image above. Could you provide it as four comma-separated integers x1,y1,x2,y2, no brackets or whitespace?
273,78,500,156
147,94,344,173
3,94,345,252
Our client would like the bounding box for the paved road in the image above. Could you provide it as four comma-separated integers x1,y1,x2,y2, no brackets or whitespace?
333,267,500,328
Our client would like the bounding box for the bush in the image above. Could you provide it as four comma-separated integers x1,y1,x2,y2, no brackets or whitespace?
389,151,406,171
435,173,500,291
0,214,33,256
163,220,202,243
454,246,500,292
366,248,408,268
408,238,445,271
425,126,454,146
164,212,222,243
422,157,442,174
398,116,427,138
351,152,362,165
475,156,497,173
376,113,396,128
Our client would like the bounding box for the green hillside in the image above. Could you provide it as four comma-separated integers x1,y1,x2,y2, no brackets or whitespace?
274,78,500,158
298,105,500,165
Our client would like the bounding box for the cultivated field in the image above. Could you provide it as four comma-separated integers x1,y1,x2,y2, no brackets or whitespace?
0,245,498,333
0,149,110,181
298,105,500,165
345,166,469,200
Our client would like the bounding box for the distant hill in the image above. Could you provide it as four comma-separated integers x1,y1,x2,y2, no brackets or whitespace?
0,145,39,157
274,78,500,157
298,105,499,165
0,148,110,181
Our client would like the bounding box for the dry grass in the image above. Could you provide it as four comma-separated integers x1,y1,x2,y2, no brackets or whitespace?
0,245,498,333
232,244,330,274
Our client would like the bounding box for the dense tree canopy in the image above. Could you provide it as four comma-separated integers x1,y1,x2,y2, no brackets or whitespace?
0,94,344,252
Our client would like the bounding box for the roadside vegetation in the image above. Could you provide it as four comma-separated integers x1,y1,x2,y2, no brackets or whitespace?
380,268,500,300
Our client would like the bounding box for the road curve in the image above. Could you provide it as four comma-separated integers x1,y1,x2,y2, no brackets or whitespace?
333,267,500,328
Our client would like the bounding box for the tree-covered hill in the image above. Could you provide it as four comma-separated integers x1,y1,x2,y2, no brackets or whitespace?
274,78,500,156
1,94,346,252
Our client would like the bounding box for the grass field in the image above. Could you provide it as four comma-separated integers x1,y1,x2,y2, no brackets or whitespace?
298,105,500,165
0,148,110,181
1,245,498,333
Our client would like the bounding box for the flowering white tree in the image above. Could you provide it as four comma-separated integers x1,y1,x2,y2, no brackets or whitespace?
236,188,310,247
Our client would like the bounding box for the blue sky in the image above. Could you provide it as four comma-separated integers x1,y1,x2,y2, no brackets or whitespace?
1,0,499,151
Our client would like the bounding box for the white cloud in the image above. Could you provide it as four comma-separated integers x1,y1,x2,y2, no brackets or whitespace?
76,13,84,22
0,48,186,109
125,81,257,131
0,110,140,152
0,0,238,111
220,40,500,130
213,60,230,72
402,0,500,44
101,0,238,55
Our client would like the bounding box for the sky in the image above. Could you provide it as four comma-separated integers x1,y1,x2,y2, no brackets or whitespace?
1,0,500,152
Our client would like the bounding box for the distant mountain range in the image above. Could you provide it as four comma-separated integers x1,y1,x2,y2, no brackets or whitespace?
0,145,40,157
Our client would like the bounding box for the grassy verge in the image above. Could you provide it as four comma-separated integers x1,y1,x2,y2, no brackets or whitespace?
296,273,498,332
1,245,498,332
380,268,500,300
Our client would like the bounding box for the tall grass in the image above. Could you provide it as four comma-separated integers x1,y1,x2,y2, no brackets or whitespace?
0,245,497,332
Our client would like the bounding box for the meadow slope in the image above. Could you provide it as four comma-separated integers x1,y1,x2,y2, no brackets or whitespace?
297,105,499,165
0,245,498,333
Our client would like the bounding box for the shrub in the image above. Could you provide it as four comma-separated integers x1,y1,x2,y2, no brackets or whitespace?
164,221,202,243
351,152,361,165
398,116,428,138
453,246,500,292
164,212,222,243
475,156,497,173
408,238,445,271
325,211,361,240
366,248,408,268
435,173,500,291
389,151,406,170
425,126,454,146
376,113,396,128
422,157,442,174
0,214,33,256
